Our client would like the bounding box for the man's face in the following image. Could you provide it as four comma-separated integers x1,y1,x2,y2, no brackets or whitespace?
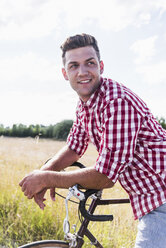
62,46,104,102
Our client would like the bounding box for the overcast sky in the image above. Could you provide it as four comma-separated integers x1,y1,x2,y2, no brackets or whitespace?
0,0,166,126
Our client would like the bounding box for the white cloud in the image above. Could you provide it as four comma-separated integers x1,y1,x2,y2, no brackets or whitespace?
130,35,166,85
130,36,158,64
0,53,61,88
136,60,166,85
0,0,61,40
0,90,77,126
1,0,166,41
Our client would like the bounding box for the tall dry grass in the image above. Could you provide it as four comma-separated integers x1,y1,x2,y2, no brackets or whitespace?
0,137,137,247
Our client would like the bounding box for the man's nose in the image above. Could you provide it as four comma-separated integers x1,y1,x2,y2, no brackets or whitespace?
78,65,88,76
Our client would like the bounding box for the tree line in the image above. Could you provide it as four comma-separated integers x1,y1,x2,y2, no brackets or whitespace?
0,117,166,141
0,120,73,141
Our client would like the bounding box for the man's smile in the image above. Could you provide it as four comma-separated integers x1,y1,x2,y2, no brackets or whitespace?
78,79,91,84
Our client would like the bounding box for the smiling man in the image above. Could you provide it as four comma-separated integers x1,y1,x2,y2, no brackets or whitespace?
20,34,166,248
62,45,104,102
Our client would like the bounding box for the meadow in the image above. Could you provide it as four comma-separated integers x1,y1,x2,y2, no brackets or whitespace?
0,137,137,247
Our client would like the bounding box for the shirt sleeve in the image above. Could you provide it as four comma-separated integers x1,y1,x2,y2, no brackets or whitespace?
67,110,89,156
95,98,142,183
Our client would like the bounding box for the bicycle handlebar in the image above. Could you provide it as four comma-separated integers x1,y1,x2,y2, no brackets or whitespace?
71,161,86,169
79,189,114,222
71,162,114,221
71,162,129,222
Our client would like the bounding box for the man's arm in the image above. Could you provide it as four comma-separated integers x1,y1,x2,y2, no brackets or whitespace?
19,166,114,200
19,145,114,208
40,145,80,172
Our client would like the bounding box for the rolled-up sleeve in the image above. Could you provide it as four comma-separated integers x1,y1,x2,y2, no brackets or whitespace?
95,98,142,183
67,111,89,156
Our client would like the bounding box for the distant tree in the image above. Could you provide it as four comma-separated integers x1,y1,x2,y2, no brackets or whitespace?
46,125,54,138
33,124,41,137
0,124,5,136
18,124,27,137
12,124,18,136
27,125,34,137
158,117,166,130
53,120,73,140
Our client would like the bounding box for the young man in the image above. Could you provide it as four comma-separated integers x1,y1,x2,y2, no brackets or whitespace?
19,34,166,247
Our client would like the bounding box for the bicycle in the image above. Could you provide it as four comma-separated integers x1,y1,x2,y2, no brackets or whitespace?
19,162,130,248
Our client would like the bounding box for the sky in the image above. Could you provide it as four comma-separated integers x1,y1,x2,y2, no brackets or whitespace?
0,0,166,127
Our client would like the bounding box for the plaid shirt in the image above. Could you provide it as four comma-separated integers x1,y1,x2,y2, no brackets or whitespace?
67,77,166,219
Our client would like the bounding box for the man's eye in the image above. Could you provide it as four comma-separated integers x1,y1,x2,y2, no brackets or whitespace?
88,61,95,65
69,64,78,69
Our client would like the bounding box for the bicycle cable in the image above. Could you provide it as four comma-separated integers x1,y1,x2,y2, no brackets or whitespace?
55,191,90,206
55,190,90,224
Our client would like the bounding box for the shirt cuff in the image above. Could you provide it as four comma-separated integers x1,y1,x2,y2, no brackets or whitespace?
95,148,127,183
67,137,88,157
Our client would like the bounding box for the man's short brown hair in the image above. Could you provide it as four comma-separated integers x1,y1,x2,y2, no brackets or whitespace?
60,33,101,64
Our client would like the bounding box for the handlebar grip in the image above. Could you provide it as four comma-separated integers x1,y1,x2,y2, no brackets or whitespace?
44,160,86,169
71,162,86,169
79,189,113,222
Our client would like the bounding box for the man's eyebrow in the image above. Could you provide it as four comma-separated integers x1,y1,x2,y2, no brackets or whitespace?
68,61,78,65
86,57,95,61
67,57,96,65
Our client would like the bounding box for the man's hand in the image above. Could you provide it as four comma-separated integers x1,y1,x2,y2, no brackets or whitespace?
19,170,56,209
34,189,47,210
50,187,56,201
19,170,47,199
33,188,56,209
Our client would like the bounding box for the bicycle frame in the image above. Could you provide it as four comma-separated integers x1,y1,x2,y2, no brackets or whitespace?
64,186,130,248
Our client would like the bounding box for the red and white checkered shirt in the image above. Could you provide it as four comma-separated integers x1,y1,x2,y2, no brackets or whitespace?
67,77,166,219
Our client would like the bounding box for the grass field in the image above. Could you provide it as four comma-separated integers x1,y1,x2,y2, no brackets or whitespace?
0,137,137,247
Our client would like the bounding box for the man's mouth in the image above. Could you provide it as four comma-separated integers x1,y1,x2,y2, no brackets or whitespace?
78,79,91,84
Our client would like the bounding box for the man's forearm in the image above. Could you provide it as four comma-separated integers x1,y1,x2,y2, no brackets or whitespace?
40,145,80,171
19,146,114,199
19,165,114,199
45,167,114,190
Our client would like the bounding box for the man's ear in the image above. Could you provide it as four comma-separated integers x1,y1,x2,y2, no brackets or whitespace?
62,68,69,80
100,60,104,74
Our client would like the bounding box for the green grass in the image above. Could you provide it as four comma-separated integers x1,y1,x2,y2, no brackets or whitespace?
0,189,137,247
0,190,66,247
0,137,137,247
